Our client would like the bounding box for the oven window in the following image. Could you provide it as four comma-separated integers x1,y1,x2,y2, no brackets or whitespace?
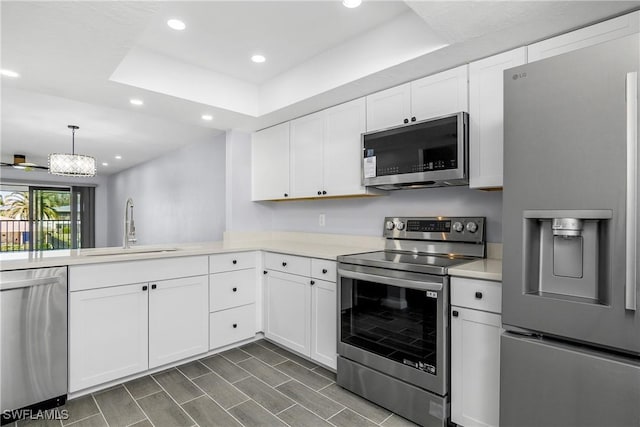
341,279,438,374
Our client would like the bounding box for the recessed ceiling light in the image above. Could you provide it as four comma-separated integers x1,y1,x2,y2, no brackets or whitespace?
0,69,20,78
342,0,362,8
251,54,266,63
102,162,109,167
130,98,144,106
167,19,186,31
202,114,213,121
115,155,122,160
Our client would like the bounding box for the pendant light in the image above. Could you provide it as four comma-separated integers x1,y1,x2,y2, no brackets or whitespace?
48,125,96,177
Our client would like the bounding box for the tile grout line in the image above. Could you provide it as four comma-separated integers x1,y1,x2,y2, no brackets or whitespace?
122,382,157,427
181,375,248,427
128,389,163,402
222,397,252,412
316,386,389,425
146,373,201,427
89,393,111,427
380,413,394,425
276,378,345,421
274,403,297,416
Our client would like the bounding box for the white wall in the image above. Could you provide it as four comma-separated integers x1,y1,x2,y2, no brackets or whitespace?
0,167,110,247
107,134,226,247
226,131,503,243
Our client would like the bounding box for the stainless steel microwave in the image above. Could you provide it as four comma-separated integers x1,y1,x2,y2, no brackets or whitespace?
362,112,469,190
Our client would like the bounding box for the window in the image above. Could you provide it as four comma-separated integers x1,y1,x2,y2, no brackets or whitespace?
0,184,95,251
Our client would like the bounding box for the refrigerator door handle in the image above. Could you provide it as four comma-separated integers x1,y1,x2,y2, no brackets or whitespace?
626,71,638,311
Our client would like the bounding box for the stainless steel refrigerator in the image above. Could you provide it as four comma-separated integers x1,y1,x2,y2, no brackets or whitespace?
501,34,640,426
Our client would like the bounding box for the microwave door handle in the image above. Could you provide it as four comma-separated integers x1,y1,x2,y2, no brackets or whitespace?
338,269,443,293
626,71,638,311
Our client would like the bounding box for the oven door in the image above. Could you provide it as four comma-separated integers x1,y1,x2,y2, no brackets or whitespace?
337,263,448,395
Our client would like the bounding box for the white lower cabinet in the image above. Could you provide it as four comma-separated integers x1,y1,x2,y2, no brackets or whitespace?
69,256,209,392
450,277,502,427
263,253,337,369
69,283,149,392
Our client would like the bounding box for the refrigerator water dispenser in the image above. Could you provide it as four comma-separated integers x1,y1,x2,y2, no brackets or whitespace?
522,210,612,304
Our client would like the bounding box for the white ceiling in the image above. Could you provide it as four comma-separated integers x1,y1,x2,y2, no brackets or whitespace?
1,1,639,176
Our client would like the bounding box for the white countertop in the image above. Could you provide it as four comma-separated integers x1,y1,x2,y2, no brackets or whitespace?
0,232,502,281
449,258,503,282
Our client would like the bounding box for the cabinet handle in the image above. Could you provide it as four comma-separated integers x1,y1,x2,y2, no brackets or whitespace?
233,323,238,328
318,191,322,195
282,262,287,267
322,190,327,195
142,285,148,291
284,193,288,197
411,116,417,122
233,287,238,292
322,269,328,274
475,291,483,299
232,259,237,265
452,310,459,317
263,270,268,275
310,280,315,285
151,284,157,290
403,118,409,124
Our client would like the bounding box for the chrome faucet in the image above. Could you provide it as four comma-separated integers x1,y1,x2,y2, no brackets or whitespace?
123,198,137,249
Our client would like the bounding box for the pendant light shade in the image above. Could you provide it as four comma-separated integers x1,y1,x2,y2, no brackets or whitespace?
49,125,96,177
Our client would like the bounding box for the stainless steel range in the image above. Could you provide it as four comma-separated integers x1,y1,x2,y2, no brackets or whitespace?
337,216,485,427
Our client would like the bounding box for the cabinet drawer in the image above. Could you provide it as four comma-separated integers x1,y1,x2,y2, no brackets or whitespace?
311,259,336,281
210,252,257,273
264,252,310,277
209,304,256,350
451,277,501,314
210,269,256,312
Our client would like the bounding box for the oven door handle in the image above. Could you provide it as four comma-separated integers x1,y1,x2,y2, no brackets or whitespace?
338,269,443,292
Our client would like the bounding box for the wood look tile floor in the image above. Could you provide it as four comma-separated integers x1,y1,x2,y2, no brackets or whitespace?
11,340,418,427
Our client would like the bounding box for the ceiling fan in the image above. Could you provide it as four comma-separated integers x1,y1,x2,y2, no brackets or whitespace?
1,154,48,172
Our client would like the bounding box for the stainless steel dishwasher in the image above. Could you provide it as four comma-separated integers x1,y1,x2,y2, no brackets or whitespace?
1,267,67,424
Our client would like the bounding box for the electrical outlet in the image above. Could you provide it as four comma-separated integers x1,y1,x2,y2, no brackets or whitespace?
319,214,326,227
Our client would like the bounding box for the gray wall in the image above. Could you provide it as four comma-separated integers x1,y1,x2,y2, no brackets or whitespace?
107,134,226,246
0,167,110,247
227,130,503,243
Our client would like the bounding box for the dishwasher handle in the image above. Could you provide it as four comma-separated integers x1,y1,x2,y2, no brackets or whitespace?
0,276,66,292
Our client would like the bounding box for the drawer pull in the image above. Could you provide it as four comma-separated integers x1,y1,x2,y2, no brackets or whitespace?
475,291,483,299
452,310,459,317
233,323,238,328
263,270,268,275
322,269,328,274
232,259,237,265
310,280,315,285
232,287,238,292
151,284,157,290
142,285,148,291
282,262,287,267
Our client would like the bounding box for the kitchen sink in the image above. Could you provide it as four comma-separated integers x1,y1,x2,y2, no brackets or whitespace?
81,247,180,256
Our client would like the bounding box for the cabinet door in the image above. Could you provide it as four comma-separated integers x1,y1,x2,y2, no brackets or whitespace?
366,83,411,132
469,47,526,189
148,276,208,369
451,307,502,427
69,283,148,392
264,270,311,356
251,122,290,201
528,11,639,62
411,65,469,120
311,279,337,369
290,111,324,198
323,98,367,197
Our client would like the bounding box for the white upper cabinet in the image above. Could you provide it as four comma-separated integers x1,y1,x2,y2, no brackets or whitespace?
469,47,527,189
323,98,367,197
251,122,291,201
528,10,640,62
289,97,372,199
411,65,469,120
366,65,469,133
290,111,325,198
366,83,411,132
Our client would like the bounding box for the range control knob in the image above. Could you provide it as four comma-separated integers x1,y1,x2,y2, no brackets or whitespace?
466,221,478,233
395,221,405,231
452,221,464,232
385,220,395,230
